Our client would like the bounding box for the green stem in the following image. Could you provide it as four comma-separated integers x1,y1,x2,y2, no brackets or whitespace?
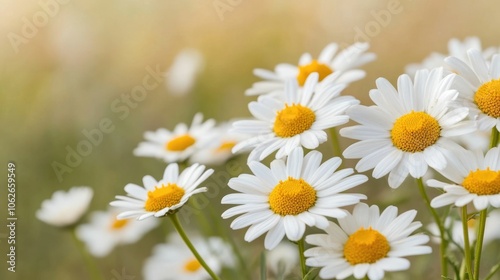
169,213,221,280
461,207,474,280
329,128,343,160
416,177,448,278
260,251,267,280
70,228,104,280
297,237,308,280
490,128,499,148
473,210,487,280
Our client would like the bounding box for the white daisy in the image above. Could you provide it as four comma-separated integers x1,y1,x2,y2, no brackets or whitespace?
429,147,500,211
221,147,367,250
266,242,299,277
246,42,375,96
305,203,432,280
75,208,159,257
189,121,248,165
165,48,204,96
133,113,216,163
37,186,93,227
110,163,213,220
446,49,500,131
427,210,500,250
340,68,476,188
406,37,497,77
233,73,359,162
143,234,232,280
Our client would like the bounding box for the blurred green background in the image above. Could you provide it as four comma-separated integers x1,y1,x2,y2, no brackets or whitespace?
2,0,500,279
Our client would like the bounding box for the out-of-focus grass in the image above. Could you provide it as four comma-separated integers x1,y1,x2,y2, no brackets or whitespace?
2,0,500,279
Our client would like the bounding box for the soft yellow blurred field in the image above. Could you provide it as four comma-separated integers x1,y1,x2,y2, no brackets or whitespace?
2,0,500,279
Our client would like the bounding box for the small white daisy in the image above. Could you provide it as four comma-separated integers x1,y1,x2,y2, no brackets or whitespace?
133,113,216,163
305,203,432,280
233,73,359,162
427,210,500,250
340,68,476,188
76,208,159,257
165,48,204,96
143,234,232,280
406,37,497,77
37,186,93,227
246,42,375,96
429,147,500,211
266,242,299,277
110,163,213,220
446,49,500,131
189,121,248,165
221,147,367,250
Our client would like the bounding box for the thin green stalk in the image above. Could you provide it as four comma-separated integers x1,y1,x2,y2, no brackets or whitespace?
70,228,104,280
490,128,499,148
473,209,487,280
416,177,448,278
169,213,222,280
260,251,267,280
329,128,343,160
297,237,308,280
461,207,474,280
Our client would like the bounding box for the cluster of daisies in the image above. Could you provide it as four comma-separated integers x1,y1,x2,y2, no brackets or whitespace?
37,37,500,280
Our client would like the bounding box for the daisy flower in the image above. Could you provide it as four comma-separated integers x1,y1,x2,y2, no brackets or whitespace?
233,73,359,162
110,163,213,220
429,147,500,210
266,242,299,277
189,121,248,165
133,113,216,163
340,68,476,188
37,186,93,227
446,49,500,131
76,208,159,257
305,203,432,280
246,42,375,96
143,234,233,280
221,147,367,250
165,48,204,96
406,37,497,77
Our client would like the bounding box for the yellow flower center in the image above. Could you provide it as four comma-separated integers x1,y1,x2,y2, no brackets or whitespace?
344,227,390,265
467,218,476,228
273,104,316,138
297,60,333,86
110,218,129,230
183,258,201,273
165,134,196,151
144,183,185,212
474,79,500,118
462,168,500,195
391,111,441,152
268,177,316,216
215,141,236,153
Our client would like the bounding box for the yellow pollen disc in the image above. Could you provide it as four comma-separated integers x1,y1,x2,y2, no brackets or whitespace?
183,258,201,273
215,141,236,153
344,227,390,265
273,104,316,138
391,111,441,152
165,134,196,152
467,218,476,228
110,218,129,230
144,183,185,212
474,79,500,118
462,168,500,195
297,60,333,86
268,177,316,216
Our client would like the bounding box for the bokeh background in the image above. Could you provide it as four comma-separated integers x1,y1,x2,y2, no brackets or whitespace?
2,0,500,279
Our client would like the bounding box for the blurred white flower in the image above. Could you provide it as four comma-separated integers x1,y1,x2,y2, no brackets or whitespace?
165,48,204,96
76,208,158,257
37,186,93,227
143,234,234,280
266,242,298,277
